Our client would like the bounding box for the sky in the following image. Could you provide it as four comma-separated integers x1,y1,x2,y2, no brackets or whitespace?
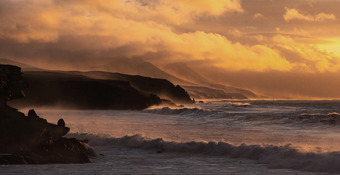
0,0,340,99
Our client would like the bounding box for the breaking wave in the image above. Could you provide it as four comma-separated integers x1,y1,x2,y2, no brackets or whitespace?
144,107,215,116
144,107,340,127
222,101,252,107
296,112,340,125
69,133,340,173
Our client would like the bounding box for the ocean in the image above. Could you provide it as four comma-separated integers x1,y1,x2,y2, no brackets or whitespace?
2,100,340,174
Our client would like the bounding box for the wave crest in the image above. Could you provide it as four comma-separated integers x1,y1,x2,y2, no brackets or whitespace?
297,112,340,125
68,133,340,173
144,107,214,116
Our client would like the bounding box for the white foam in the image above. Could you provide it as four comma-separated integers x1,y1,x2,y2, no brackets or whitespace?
144,107,213,116
68,133,340,173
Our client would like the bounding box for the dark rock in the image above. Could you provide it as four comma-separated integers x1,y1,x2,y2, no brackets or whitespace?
0,154,27,164
28,109,39,119
0,64,93,164
0,64,27,102
57,118,66,127
22,138,94,164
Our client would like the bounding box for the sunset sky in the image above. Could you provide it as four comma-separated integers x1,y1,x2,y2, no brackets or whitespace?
1,0,340,99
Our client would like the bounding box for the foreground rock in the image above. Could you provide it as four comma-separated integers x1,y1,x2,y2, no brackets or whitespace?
0,65,94,164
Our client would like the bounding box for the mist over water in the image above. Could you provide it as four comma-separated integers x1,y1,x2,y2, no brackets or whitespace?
4,100,340,174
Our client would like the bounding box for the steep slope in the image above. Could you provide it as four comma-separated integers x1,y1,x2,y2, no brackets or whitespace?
211,84,257,98
163,62,257,98
164,63,211,85
92,58,194,86
184,86,247,99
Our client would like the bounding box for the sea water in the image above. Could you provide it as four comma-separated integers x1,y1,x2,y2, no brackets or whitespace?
2,100,340,174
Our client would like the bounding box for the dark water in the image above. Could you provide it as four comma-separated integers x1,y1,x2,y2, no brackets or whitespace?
2,100,340,174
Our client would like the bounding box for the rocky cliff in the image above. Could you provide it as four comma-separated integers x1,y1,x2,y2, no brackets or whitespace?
0,65,94,164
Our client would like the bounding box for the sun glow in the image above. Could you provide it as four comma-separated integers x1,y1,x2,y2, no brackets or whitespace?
318,38,340,57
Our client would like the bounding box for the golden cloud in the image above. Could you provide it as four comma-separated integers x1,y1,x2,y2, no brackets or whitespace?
253,13,265,19
271,35,340,72
0,0,339,74
1,0,340,99
0,0,243,42
284,8,336,22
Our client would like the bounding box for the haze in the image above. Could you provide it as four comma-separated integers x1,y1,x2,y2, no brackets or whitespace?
1,0,340,99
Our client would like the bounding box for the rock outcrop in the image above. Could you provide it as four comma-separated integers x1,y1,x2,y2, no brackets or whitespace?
0,65,93,164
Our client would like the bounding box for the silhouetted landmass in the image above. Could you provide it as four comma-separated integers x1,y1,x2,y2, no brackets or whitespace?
164,63,211,85
0,65,94,164
1,58,257,99
183,86,247,99
211,84,257,99
71,71,193,104
11,71,164,110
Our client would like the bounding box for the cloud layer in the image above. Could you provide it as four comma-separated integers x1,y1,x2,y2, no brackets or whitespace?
1,0,340,98
284,8,336,22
